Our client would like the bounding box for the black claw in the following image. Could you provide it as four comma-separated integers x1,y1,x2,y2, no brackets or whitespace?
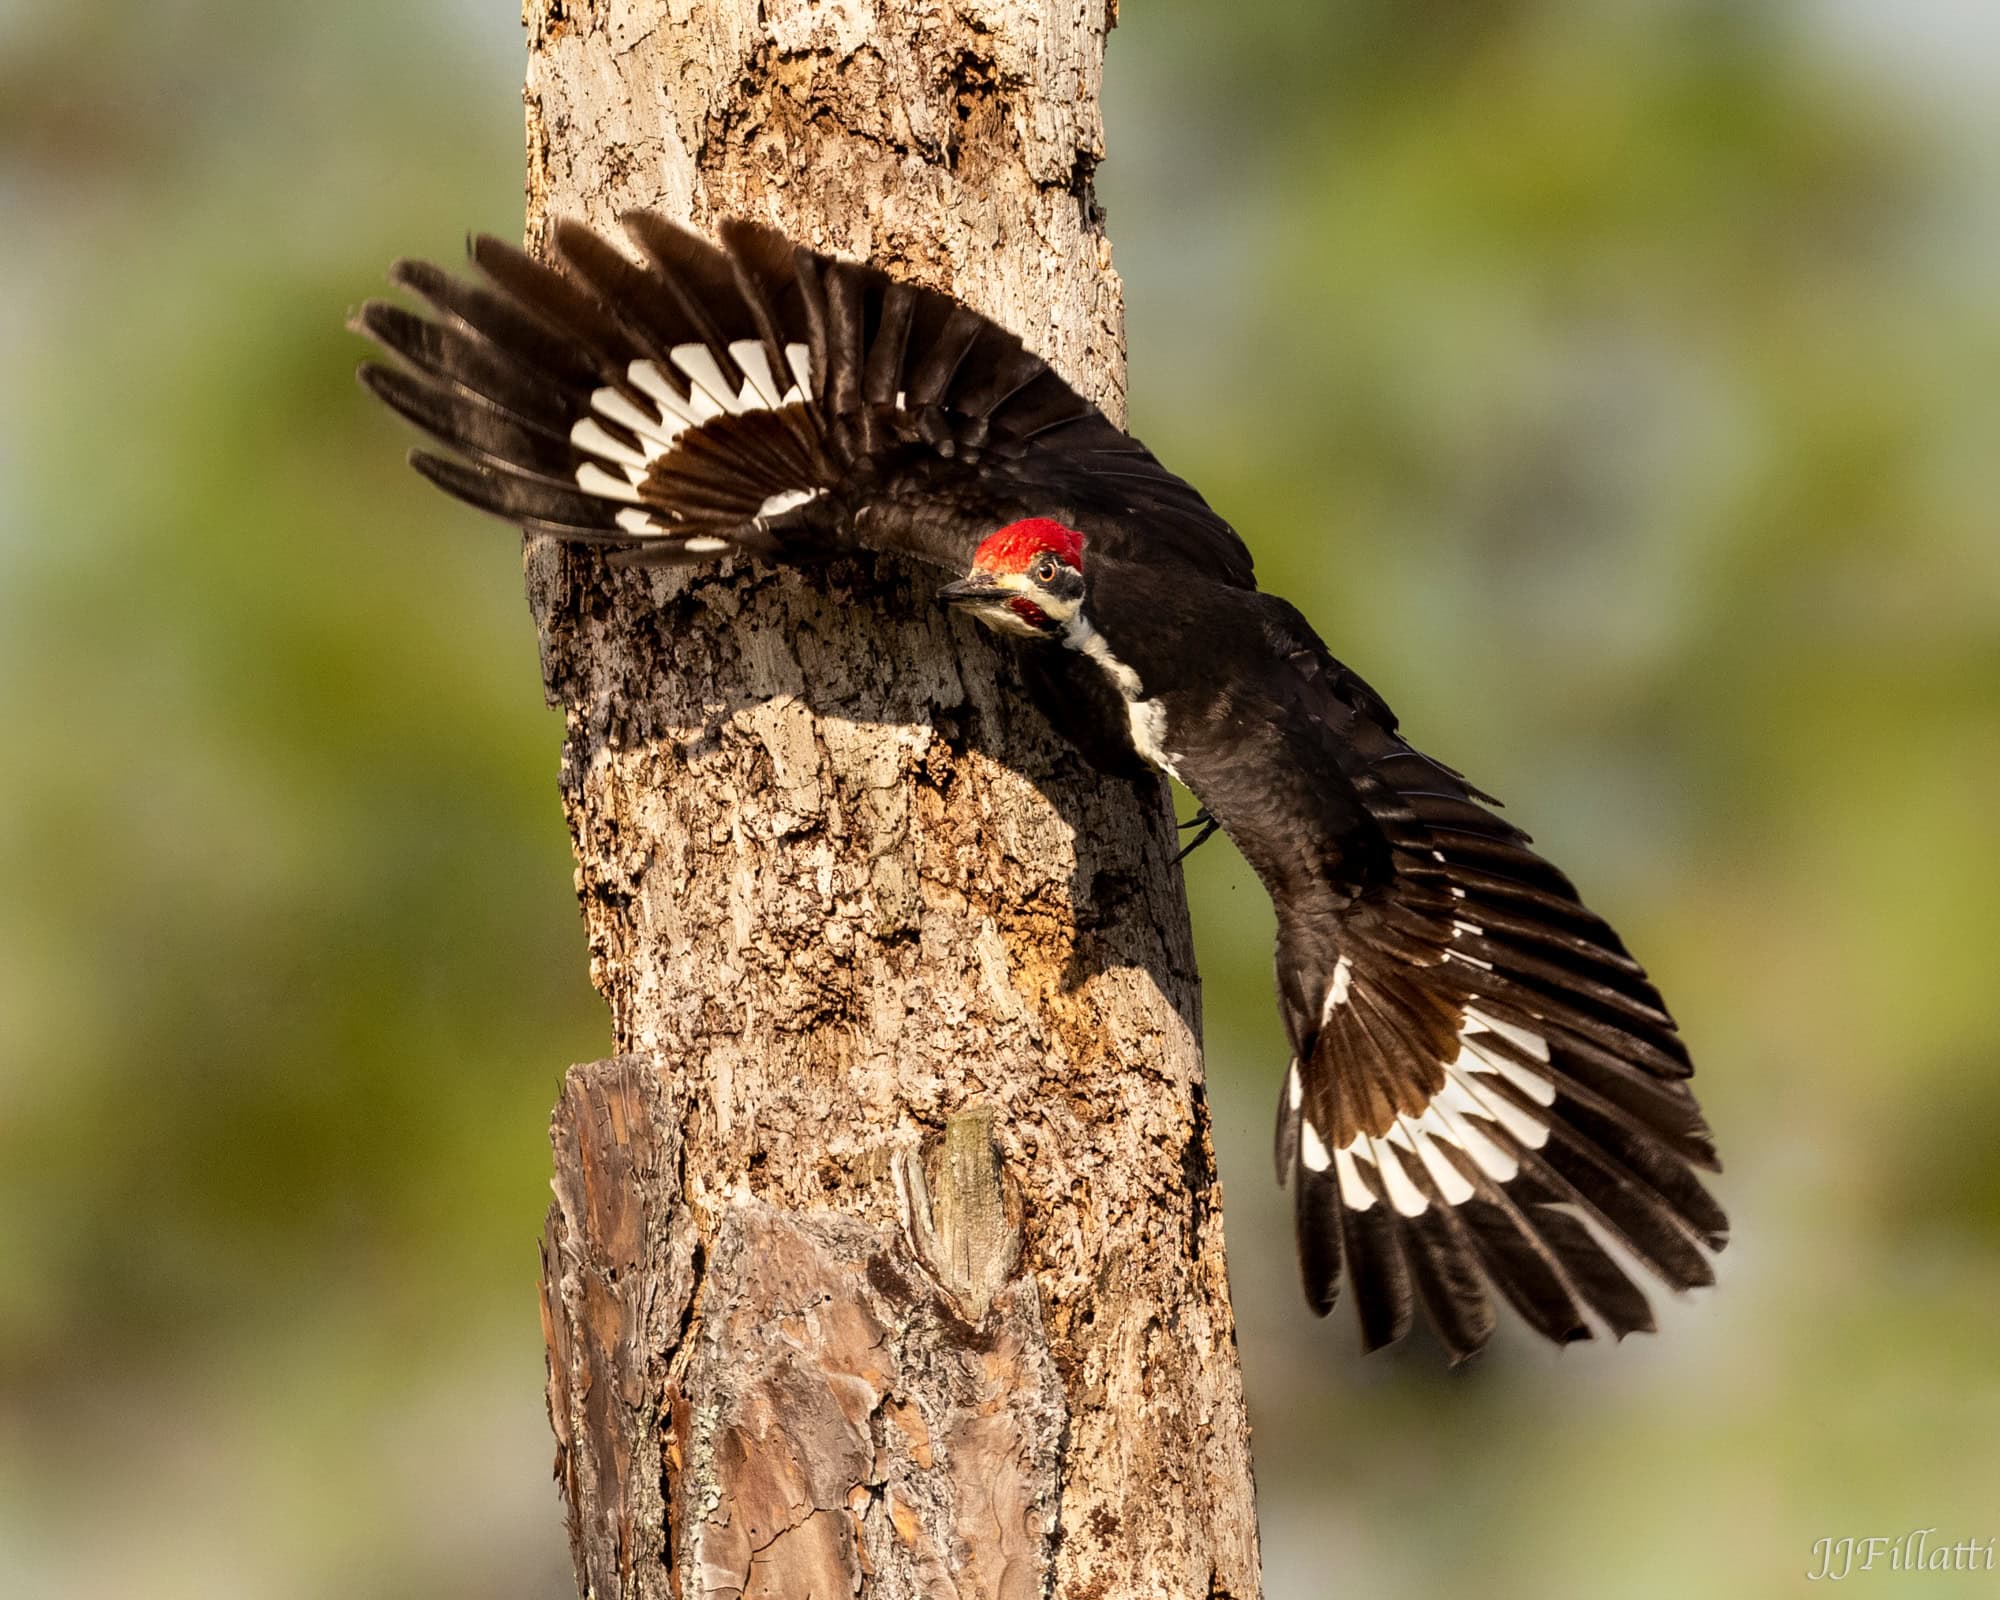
1174,814,1221,863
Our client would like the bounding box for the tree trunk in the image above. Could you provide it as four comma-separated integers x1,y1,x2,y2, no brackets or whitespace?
523,3,1261,1596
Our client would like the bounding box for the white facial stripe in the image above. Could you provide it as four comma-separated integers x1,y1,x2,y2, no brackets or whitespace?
965,597,1047,638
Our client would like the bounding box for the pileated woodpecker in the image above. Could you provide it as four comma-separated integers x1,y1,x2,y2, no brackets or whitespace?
355,216,1726,1361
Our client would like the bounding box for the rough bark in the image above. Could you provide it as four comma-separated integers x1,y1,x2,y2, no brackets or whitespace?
525,4,1261,1596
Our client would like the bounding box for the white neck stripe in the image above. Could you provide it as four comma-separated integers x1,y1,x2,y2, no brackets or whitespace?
1063,612,1143,699
1061,610,1176,775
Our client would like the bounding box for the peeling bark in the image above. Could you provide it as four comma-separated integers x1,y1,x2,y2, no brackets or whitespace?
526,3,1261,1595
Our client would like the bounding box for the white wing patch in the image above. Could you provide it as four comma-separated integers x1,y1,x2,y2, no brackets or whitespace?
727,339,783,407
568,342,814,537
568,418,649,471
757,487,823,519
574,463,644,503
627,359,708,430
784,344,812,393
589,386,680,450
1318,1004,1555,1217
1320,955,1353,1024
669,345,745,416
1444,915,1494,970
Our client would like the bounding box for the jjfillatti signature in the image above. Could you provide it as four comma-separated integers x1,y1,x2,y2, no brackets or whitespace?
1808,1530,1996,1580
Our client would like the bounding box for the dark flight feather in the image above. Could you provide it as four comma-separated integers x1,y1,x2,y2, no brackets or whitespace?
354,214,1725,1362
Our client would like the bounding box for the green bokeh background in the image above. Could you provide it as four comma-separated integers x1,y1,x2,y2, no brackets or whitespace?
4,3,1995,1596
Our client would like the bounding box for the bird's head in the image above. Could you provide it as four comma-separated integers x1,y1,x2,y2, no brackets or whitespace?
938,518,1087,639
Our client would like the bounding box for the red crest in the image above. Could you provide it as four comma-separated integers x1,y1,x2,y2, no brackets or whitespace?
970,518,1086,574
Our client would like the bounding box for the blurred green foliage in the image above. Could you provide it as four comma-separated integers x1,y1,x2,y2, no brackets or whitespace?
3,1,1995,1595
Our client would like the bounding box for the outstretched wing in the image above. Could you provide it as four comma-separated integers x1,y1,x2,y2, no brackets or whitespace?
352,215,1255,587
1199,621,1726,1361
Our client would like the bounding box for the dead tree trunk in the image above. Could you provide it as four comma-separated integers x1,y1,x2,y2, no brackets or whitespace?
524,3,1261,1595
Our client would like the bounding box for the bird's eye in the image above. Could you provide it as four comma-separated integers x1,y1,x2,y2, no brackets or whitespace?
1032,554,1059,584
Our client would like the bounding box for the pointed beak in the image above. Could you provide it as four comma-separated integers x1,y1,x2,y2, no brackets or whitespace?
937,572,1002,608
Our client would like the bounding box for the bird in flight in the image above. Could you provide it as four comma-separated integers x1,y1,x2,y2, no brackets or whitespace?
354,215,1726,1361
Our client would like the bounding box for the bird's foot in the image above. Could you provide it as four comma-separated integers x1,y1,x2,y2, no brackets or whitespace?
1174,809,1220,863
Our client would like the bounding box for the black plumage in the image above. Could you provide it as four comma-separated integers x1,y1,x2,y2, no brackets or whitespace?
354,215,1727,1361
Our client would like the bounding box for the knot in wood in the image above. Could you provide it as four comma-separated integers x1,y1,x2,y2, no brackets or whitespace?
897,1105,1023,1324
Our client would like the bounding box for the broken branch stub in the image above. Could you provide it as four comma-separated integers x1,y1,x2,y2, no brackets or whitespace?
544,1062,1067,1599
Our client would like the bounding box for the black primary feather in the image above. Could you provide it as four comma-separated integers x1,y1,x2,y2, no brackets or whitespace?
353,214,1727,1363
